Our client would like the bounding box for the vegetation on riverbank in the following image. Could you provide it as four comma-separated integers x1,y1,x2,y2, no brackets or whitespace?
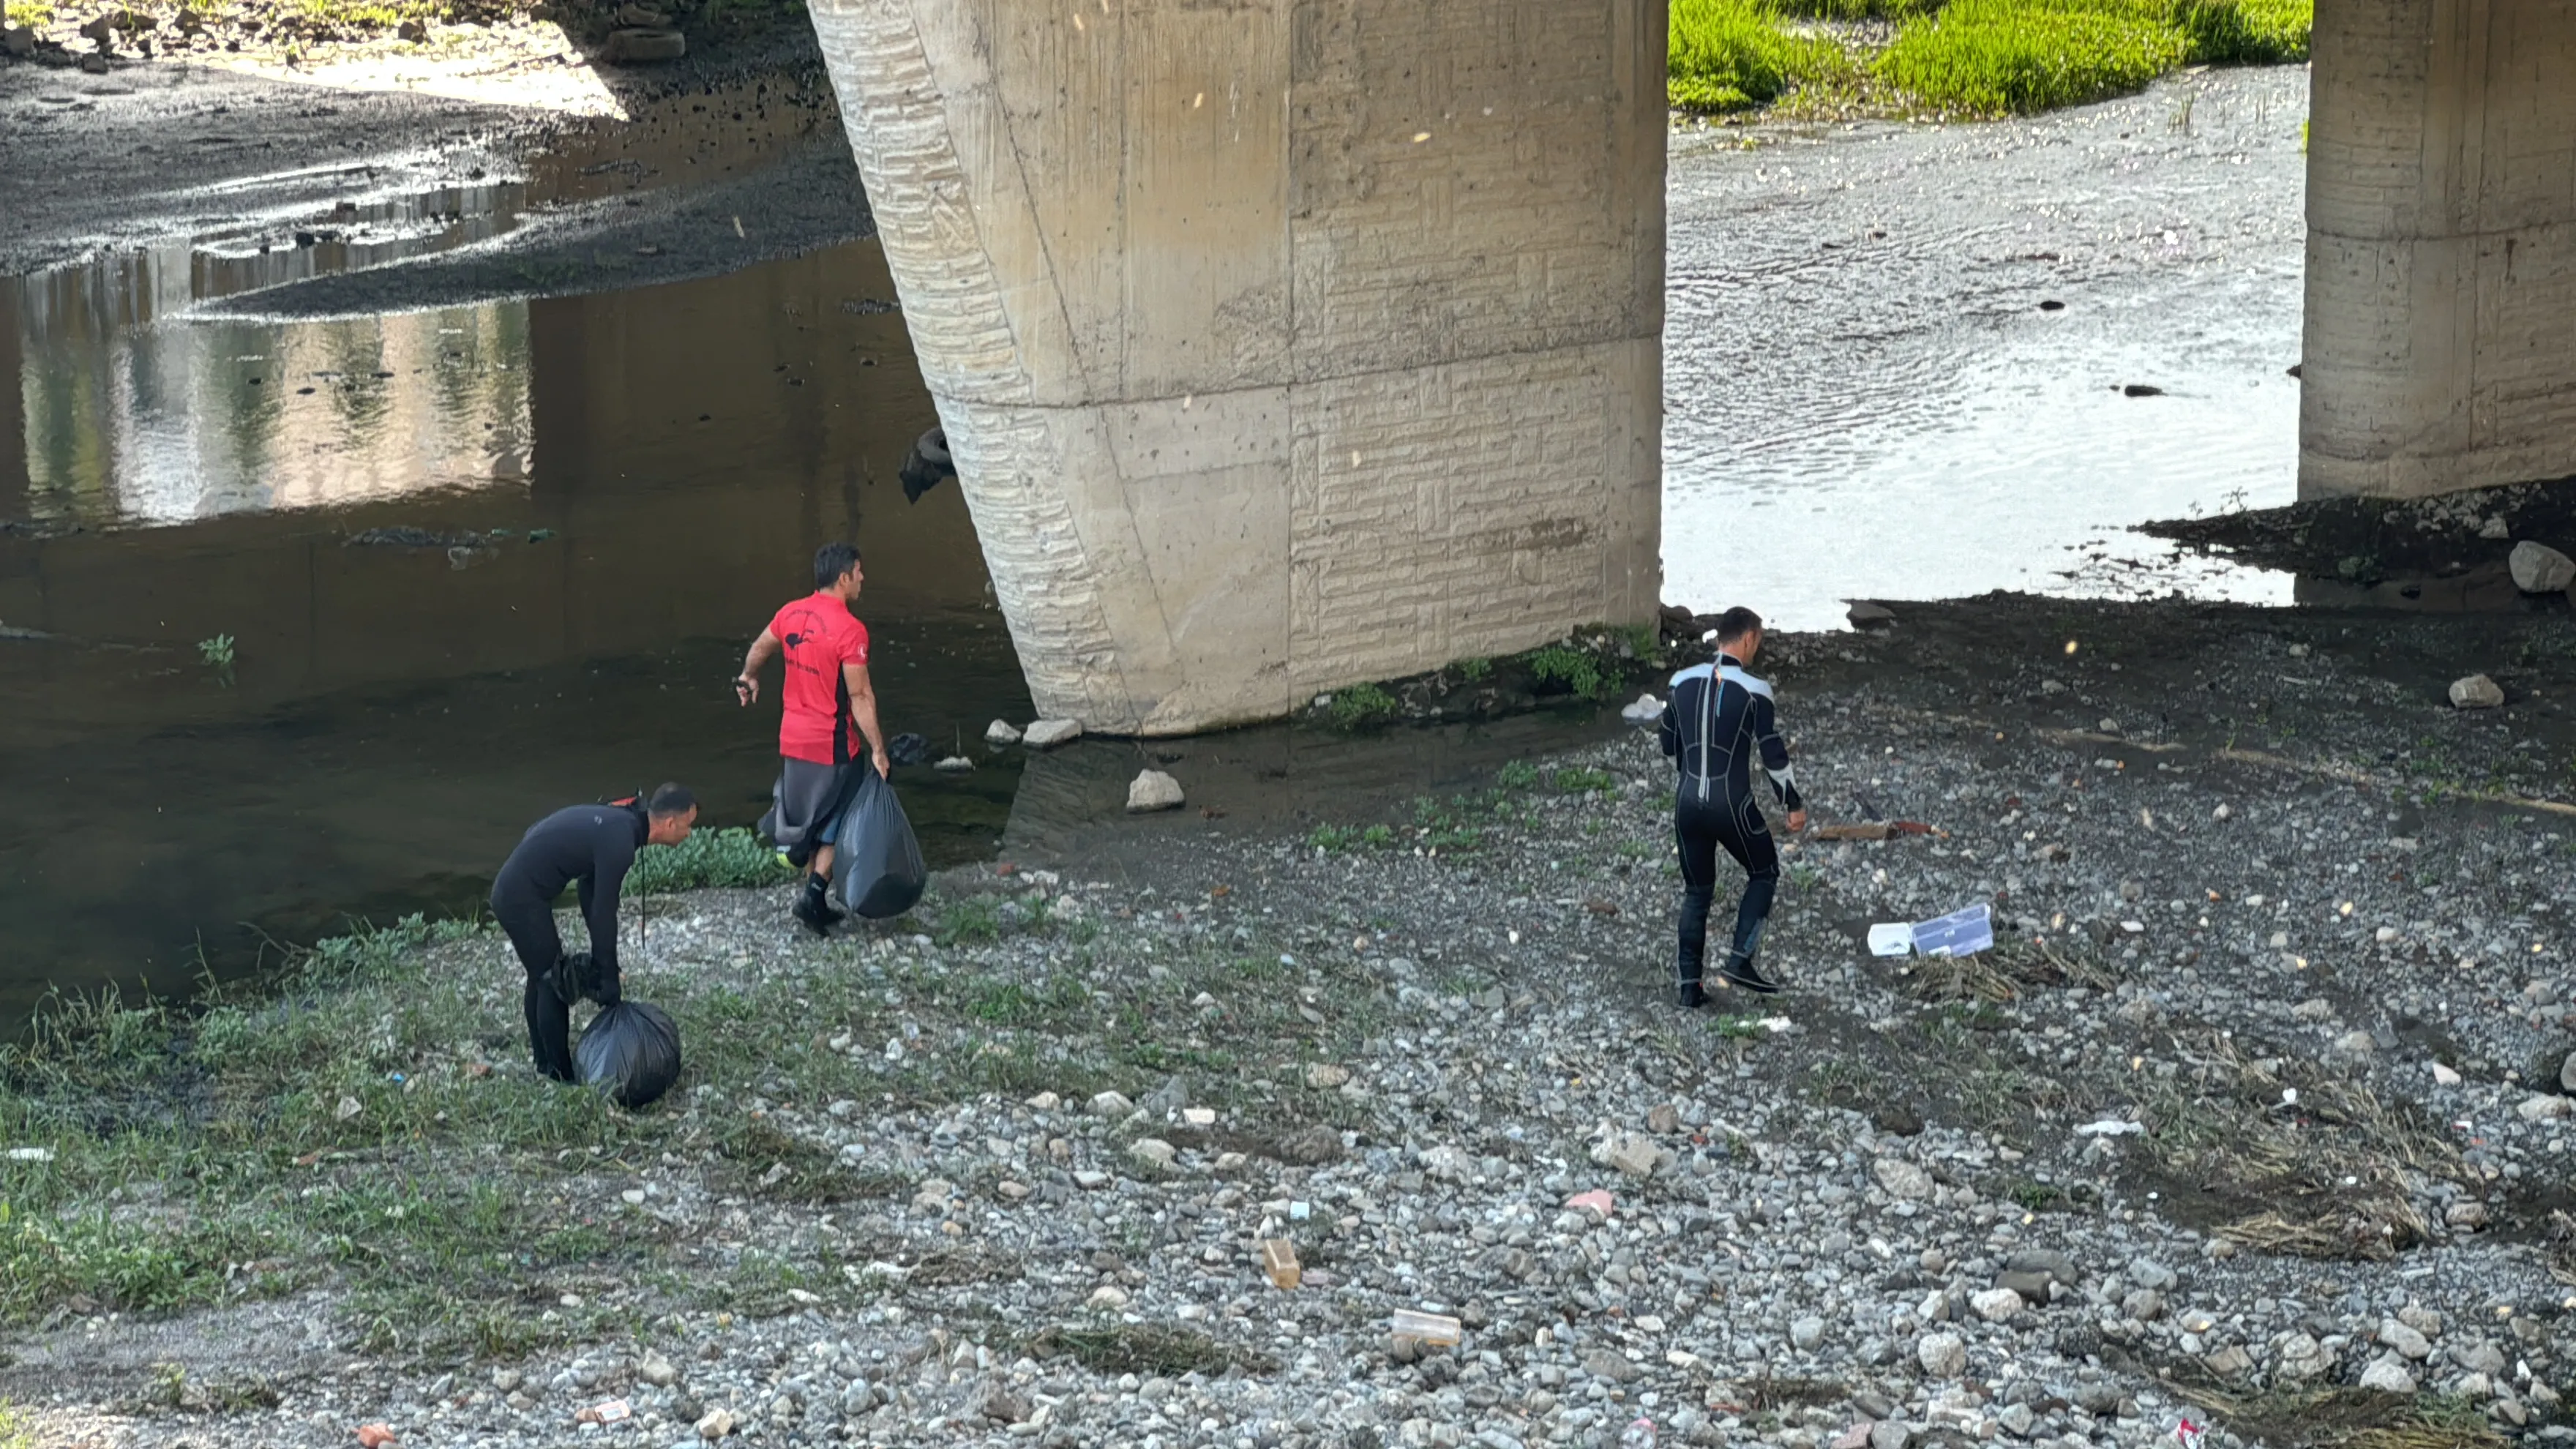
1669,0,2312,119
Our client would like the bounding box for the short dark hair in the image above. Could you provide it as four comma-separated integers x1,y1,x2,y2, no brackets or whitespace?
1715,607,1764,643
813,542,862,590
646,782,697,818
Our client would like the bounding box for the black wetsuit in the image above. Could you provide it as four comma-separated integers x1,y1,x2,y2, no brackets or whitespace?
490,802,643,1080
1658,654,1804,992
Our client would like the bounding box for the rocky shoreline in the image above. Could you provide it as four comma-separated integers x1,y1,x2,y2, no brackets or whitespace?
6,593,2575,1449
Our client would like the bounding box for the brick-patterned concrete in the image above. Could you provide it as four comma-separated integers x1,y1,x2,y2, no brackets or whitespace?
808,0,1666,733
2303,0,2576,498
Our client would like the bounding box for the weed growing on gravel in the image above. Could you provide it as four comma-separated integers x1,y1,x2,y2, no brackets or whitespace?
625,826,795,896
2167,1382,2506,1449
1497,760,1543,792
1454,656,1493,683
1023,1323,1262,1377
1328,682,1399,729
0,1399,32,1449
1524,644,1617,701
1552,766,1618,795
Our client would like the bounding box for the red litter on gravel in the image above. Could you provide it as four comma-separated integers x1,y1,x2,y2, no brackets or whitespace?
1565,1189,1614,1217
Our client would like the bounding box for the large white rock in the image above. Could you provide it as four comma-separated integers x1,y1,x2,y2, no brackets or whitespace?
1873,1157,1934,1200
2449,674,2505,709
2510,540,2576,593
984,719,1022,746
1126,769,1186,812
1022,719,1083,748
1970,1287,2025,1323
2378,1319,2433,1360
2359,1358,2419,1394
1916,1332,1967,1377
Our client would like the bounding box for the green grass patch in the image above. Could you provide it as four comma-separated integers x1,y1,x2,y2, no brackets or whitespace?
624,825,795,896
1524,644,1614,701
1552,766,1618,795
1453,656,1493,683
1668,0,1847,113
1327,683,1400,729
2175,0,2310,62
1877,0,2190,116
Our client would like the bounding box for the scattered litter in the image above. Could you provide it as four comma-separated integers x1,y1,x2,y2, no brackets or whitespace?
1565,1188,1616,1216
1259,1238,1301,1289
577,1399,632,1424
356,1426,398,1448
1620,692,1663,724
4,1147,54,1163
1287,1200,1311,1221
1911,903,1993,957
2075,1119,2146,1137
1816,823,1892,841
1389,1308,1462,1347
1866,923,1914,956
1759,1016,1796,1034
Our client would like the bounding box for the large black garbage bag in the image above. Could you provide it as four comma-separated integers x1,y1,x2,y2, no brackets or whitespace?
828,766,926,919
577,1001,682,1109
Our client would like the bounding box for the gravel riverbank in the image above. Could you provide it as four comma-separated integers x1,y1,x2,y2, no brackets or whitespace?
5,594,2575,1449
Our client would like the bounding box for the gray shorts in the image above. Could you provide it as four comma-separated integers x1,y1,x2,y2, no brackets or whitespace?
760,757,858,858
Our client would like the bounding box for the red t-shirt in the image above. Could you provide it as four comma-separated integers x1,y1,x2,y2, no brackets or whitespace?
768,593,870,765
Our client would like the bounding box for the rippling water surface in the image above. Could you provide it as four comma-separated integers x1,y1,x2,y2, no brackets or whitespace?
1662,70,2310,629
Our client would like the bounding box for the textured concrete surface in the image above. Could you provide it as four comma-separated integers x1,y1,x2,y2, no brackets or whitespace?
2302,0,2576,498
809,0,1666,733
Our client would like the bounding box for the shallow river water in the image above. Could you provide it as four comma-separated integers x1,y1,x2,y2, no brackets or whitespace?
3,68,2313,1019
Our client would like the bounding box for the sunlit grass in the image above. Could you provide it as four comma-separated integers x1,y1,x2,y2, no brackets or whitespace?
1671,0,2313,118
1668,0,1849,113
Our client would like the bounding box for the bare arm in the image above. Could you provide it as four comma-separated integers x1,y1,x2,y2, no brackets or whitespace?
735,627,780,705
845,659,891,777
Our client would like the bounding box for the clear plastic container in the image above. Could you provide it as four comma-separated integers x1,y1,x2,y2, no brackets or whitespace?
1388,1308,1461,1346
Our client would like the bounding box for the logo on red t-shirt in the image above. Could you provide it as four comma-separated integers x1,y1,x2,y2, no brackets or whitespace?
770,594,870,765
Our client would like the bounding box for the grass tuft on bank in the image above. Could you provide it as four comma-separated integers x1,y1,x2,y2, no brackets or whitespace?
1667,0,1848,113
1669,0,2313,118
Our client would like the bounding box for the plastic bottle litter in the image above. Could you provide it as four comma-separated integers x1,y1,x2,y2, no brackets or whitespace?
1389,1308,1461,1347
1259,1238,1301,1289
576,1399,632,1424
1619,1415,1657,1447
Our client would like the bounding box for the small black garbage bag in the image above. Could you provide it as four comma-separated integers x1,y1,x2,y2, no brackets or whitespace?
576,1001,683,1109
828,766,926,919
550,949,609,1006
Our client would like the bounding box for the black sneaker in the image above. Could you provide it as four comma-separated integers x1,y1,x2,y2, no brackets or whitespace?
1677,980,1707,1010
1719,956,1783,995
791,888,842,937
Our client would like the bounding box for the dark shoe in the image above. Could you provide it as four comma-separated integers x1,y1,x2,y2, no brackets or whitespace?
1677,980,1707,1010
1719,955,1783,995
791,888,842,937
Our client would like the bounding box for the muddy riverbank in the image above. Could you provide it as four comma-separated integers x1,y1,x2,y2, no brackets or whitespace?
5,592,2575,1449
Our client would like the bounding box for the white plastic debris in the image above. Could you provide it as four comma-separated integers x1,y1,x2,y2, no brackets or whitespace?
2075,1119,2146,1137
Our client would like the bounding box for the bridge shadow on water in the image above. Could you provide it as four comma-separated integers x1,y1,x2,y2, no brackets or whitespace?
1,222,1625,1030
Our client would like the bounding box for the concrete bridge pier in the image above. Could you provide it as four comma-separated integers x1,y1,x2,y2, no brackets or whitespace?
2302,0,2576,499
809,0,1667,734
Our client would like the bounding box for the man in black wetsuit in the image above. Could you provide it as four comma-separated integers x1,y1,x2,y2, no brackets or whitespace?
1660,607,1805,1005
490,784,697,1080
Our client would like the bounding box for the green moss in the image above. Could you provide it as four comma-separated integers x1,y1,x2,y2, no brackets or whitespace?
1876,0,2191,115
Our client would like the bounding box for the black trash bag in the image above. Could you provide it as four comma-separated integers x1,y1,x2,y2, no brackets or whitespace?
828,766,926,919
576,1001,682,1109
550,949,608,1006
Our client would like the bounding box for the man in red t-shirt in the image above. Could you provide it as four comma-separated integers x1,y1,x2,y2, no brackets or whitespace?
736,542,891,934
